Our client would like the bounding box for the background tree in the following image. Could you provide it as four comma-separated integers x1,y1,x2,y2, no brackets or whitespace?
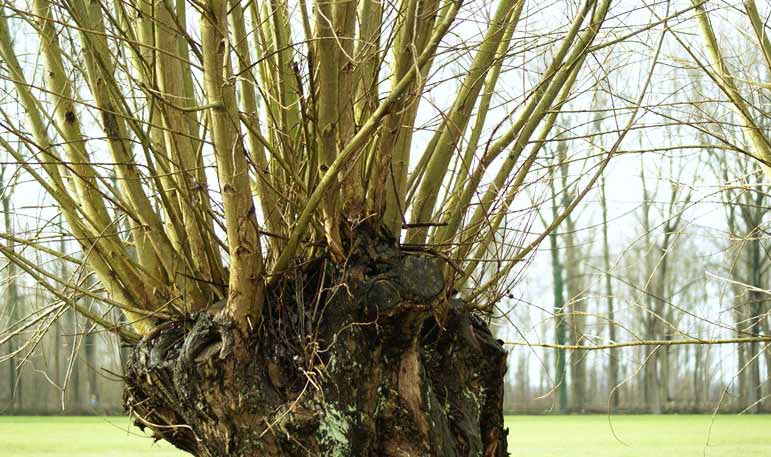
1,166,20,410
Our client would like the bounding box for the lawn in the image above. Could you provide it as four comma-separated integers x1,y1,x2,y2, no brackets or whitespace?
0,416,182,457
506,415,771,457
0,415,769,456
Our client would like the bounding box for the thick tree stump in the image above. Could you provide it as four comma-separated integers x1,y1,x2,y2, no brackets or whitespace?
124,235,508,456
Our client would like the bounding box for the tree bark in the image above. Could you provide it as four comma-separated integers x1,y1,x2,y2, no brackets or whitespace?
559,143,585,413
123,234,508,456
640,167,661,414
761,318,771,411
85,326,99,408
746,218,763,413
3,195,20,410
600,175,618,409
68,308,82,411
693,344,702,409
548,174,568,413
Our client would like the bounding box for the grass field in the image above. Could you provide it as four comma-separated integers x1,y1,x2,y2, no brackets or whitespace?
506,415,771,457
1,415,769,456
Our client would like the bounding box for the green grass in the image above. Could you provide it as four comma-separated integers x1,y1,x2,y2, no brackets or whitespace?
0,416,182,457
505,415,771,457
1,415,769,456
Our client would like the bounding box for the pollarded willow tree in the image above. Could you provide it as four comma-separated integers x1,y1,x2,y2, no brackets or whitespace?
0,0,677,454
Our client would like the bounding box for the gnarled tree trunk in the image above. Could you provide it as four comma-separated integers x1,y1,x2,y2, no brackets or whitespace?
124,233,508,456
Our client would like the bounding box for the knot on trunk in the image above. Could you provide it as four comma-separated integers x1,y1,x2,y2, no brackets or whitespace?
123,246,508,456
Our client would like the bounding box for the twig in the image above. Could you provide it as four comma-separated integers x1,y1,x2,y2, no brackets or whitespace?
504,336,771,351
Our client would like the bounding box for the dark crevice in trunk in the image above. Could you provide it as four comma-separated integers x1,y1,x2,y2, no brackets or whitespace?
124,231,508,456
